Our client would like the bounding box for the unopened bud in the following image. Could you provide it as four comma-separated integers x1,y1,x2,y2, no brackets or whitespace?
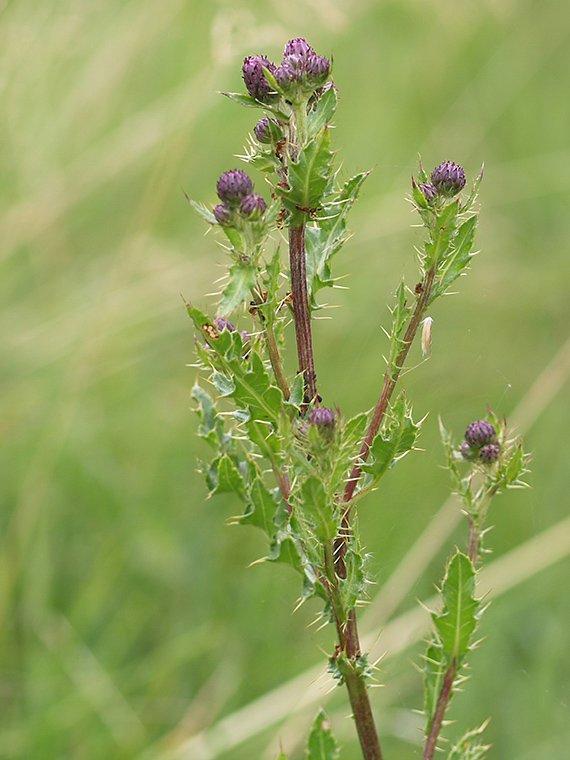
239,192,267,219
478,442,500,464
419,182,438,202
216,169,254,206
242,55,276,101
213,203,232,225
253,116,281,144
307,406,336,431
431,161,466,197
465,419,496,448
283,37,314,59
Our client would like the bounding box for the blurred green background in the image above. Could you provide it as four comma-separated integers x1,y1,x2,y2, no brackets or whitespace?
2,0,570,758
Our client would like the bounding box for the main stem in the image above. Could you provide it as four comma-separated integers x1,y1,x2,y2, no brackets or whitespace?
289,222,318,405
323,545,383,760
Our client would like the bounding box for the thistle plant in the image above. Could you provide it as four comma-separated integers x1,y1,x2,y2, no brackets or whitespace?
187,37,529,760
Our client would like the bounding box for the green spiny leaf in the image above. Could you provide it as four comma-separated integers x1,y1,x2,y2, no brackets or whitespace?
189,199,217,225
219,260,258,316
239,477,280,535
300,475,336,542
447,723,490,760
429,214,477,304
212,454,245,498
360,393,420,483
305,171,370,303
307,86,338,138
281,127,333,217
192,383,226,450
433,551,479,664
306,710,339,760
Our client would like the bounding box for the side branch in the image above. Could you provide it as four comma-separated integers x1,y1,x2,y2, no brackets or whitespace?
343,263,437,505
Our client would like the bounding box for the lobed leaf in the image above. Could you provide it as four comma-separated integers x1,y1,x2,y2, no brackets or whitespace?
432,551,479,664
281,127,333,218
305,171,370,304
306,710,339,760
360,393,420,483
447,723,490,760
219,260,259,316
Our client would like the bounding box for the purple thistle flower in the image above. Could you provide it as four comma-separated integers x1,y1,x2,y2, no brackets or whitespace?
478,443,500,464
253,116,281,144
274,58,298,90
431,161,466,197
465,419,496,448
419,182,438,202
239,192,267,218
212,203,232,225
307,406,336,429
283,37,314,59
305,54,330,85
242,55,276,101
460,441,476,460
216,169,254,206
213,317,235,332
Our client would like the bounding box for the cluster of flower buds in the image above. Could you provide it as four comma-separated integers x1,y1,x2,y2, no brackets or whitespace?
242,37,331,104
420,161,466,202
460,419,500,463
213,168,267,225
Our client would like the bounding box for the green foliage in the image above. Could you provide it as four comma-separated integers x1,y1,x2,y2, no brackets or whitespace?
306,710,339,760
305,171,370,307
447,723,490,760
432,551,479,663
424,551,481,726
360,393,421,486
280,126,334,220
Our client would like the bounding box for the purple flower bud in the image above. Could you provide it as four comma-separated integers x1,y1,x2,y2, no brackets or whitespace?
305,54,330,85
419,182,438,202
478,443,500,464
465,419,496,448
460,441,475,460
213,203,232,225
239,192,267,218
253,116,281,144
307,406,336,429
274,58,298,90
283,37,314,59
213,317,235,332
431,161,466,197
242,55,276,101
216,169,254,206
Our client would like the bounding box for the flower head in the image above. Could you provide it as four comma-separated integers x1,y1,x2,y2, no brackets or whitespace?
464,419,496,448
242,55,276,101
283,37,314,59
308,406,336,429
478,442,500,464
212,203,232,225
216,169,254,206
431,161,466,197
213,317,235,332
253,116,281,144
239,192,267,219
419,182,438,202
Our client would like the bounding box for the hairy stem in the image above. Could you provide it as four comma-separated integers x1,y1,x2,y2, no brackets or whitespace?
289,223,318,405
323,544,383,760
422,658,457,760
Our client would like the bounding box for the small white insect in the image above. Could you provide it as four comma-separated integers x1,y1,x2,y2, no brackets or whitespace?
421,316,433,356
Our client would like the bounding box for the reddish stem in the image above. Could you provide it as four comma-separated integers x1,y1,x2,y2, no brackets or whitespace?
289,223,318,406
